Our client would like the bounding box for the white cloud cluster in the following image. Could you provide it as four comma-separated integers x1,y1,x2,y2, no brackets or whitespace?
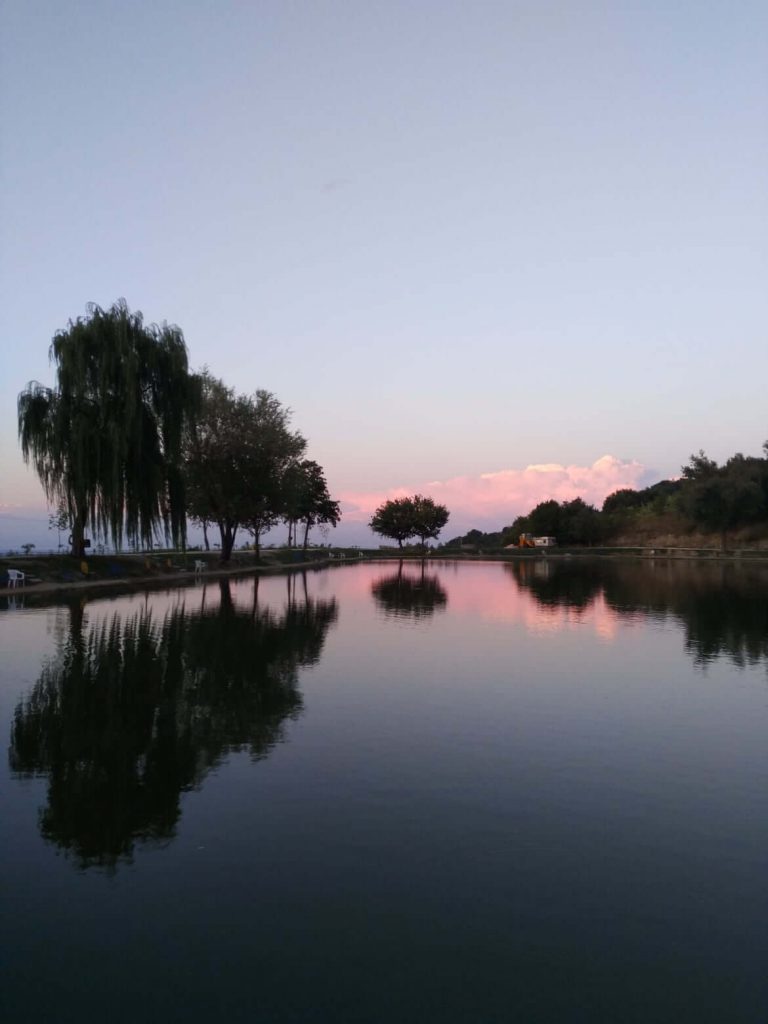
341,455,647,533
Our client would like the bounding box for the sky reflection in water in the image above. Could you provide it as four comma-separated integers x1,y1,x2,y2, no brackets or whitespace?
1,560,767,1023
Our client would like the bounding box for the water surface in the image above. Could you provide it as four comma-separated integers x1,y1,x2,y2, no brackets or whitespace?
1,560,767,1022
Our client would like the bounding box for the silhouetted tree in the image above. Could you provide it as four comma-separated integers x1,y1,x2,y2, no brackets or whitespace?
18,299,198,556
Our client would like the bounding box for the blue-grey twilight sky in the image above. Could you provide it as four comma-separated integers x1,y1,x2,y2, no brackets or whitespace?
1,0,766,546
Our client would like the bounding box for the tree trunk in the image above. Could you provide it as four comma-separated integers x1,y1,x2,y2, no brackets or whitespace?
218,520,238,562
202,521,210,551
70,507,87,558
253,531,261,561
302,520,310,551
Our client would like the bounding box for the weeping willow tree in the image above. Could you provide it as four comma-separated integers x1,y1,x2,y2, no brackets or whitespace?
18,299,199,556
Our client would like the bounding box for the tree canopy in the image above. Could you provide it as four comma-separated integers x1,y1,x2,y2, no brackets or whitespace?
185,372,307,561
18,299,198,556
369,494,449,549
281,459,341,551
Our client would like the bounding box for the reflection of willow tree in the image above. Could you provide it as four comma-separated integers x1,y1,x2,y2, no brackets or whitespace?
371,561,448,619
508,559,768,669
9,578,337,869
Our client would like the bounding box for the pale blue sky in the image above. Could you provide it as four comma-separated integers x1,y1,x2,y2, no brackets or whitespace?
1,0,766,546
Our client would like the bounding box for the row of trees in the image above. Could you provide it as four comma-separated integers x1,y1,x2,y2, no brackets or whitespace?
185,372,339,560
18,300,339,561
369,494,449,549
444,444,768,552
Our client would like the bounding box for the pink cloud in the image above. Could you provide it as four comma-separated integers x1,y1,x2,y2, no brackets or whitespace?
340,454,646,534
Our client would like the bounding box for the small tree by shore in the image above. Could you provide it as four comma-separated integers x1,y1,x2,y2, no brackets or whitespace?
370,495,449,550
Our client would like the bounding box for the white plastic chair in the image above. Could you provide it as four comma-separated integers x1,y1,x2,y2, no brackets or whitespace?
7,569,25,588
194,560,206,574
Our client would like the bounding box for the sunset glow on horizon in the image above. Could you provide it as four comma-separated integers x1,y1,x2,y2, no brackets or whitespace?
340,454,648,536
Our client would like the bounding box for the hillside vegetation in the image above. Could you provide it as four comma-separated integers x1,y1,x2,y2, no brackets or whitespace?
442,445,768,552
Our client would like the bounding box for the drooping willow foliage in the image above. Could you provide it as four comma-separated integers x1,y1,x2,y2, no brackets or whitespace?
18,299,199,554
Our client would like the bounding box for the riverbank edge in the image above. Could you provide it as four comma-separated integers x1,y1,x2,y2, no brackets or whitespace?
4,546,768,606
0,555,343,602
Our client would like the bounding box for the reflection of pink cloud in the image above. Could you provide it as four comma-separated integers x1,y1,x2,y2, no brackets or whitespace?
341,455,646,533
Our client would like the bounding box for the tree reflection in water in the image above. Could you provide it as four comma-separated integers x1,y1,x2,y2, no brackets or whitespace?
371,560,448,619
9,577,337,870
507,558,768,668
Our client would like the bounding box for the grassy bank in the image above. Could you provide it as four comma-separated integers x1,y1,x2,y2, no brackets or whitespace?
0,548,372,601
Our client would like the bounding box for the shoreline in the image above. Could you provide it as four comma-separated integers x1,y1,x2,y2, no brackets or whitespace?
0,555,340,604
4,546,768,608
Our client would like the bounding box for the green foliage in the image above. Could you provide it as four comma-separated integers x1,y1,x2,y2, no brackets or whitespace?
18,299,197,556
370,495,449,549
370,497,419,548
677,450,768,548
185,372,306,561
447,443,768,551
411,494,450,548
282,460,341,550
602,488,645,514
525,499,562,538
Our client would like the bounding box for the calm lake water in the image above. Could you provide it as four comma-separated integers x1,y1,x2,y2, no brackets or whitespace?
1,559,767,1023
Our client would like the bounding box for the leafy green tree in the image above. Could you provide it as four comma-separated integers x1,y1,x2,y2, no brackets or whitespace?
245,500,281,560
369,494,449,550
679,451,766,549
281,460,340,550
526,499,562,538
370,497,418,548
410,494,449,549
185,372,305,562
682,450,719,481
559,498,603,545
18,299,197,556
602,488,644,514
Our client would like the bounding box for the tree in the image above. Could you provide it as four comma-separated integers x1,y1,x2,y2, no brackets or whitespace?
526,499,562,538
682,450,719,481
48,498,70,551
602,488,644,514
18,299,197,557
369,494,449,550
21,543,35,556
559,498,603,545
281,460,341,550
245,500,281,561
185,373,306,562
370,497,417,548
410,494,449,549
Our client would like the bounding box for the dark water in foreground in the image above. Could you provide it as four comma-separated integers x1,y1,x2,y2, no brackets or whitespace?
1,559,767,1023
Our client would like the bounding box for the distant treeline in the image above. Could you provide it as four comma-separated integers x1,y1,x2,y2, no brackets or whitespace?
442,444,768,551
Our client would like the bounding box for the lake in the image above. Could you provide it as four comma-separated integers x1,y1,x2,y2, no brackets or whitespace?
1,559,767,1023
